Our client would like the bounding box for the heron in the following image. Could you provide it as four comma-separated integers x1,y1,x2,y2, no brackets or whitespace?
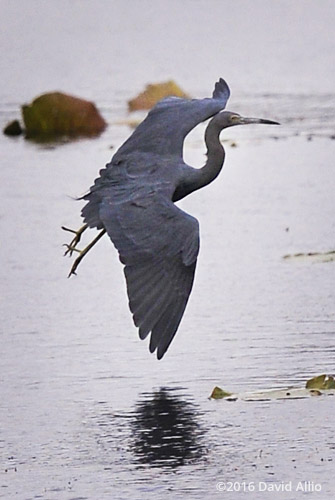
63,78,279,359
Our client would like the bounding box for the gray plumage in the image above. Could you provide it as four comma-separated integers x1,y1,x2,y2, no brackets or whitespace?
78,78,278,359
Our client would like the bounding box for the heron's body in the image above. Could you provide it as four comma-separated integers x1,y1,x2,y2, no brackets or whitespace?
65,79,278,359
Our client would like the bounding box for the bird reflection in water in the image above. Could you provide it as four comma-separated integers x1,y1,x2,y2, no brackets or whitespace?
129,388,206,468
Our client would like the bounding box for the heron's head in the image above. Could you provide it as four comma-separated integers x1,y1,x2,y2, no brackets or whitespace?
212,111,279,130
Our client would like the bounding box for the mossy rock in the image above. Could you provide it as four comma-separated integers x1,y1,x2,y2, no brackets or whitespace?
22,92,107,140
128,80,190,111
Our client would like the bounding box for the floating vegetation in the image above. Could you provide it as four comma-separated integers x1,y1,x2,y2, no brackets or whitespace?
283,250,335,263
210,375,335,401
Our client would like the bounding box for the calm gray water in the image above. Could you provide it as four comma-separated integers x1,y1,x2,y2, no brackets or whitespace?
1,1,334,499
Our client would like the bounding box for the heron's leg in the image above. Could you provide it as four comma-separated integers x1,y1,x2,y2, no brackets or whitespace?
62,224,88,256
67,228,106,277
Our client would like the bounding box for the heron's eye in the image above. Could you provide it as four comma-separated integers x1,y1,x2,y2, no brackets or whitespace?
231,115,239,122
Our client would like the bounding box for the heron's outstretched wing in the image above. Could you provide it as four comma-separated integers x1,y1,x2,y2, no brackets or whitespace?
99,192,199,359
114,78,230,159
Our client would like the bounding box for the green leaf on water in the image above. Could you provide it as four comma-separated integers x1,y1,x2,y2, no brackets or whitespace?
306,374,335,390
210,386,232,399
324,376,335,389
306,374,326,389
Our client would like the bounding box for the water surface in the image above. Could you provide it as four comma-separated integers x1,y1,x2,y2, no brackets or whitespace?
1,1,334,498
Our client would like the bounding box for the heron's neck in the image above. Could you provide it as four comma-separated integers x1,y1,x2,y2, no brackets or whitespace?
197,119,225,188
173,119,226,201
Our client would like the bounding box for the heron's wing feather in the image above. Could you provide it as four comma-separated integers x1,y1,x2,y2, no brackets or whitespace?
114,78,230,158
99,192,199,359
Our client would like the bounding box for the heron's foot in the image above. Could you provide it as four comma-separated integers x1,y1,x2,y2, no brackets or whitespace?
62,224,88,256
67,228,107,278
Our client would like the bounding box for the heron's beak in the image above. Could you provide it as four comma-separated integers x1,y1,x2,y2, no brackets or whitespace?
239,116,280,125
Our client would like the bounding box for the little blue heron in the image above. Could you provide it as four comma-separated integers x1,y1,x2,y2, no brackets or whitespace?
63,78,279,359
